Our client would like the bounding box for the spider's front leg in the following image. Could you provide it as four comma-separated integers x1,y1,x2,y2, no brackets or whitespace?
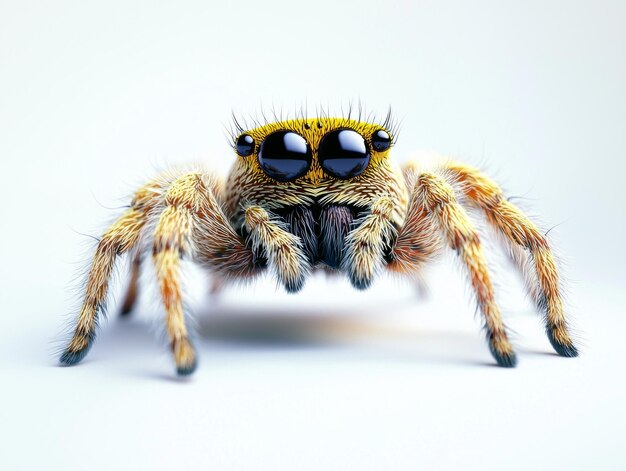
244,205,309,293
390,171,517,367
342,197,397,290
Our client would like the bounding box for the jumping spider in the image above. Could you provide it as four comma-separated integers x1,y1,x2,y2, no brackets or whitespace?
60,114,578,375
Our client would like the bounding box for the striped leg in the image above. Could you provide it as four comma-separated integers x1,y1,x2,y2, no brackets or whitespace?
444,161,577,357
417,172,517,367
60,208,145,365
244,205,309,293
343,196,396,290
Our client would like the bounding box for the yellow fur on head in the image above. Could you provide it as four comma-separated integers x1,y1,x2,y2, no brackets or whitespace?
224,117,409,227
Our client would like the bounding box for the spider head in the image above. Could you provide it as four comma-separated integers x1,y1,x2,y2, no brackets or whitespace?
231,117,394,185
225,115,406,219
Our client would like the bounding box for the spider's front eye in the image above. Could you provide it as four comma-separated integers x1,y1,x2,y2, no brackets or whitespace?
236,134,255,157
258,131,312,182
318,129,370,179
372,129,391,151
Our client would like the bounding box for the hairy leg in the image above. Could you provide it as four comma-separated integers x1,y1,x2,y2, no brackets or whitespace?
387,166,441,274
60,176,171,364
60,208,145,365
244,205,309,293
153,172,260,374
342,196,396,290
444,161,577,357
61,170,258,373
120,253,141,316
415,172,517,366
152,201,196,374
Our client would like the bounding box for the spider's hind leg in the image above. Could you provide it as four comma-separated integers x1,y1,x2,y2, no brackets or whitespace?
62,170,259,376
444,161,577,357
120,252,142,316
407,171,517,367
60,208,145,365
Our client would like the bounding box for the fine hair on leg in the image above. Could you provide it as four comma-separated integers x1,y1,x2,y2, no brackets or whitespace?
120,252,142,316
61,169,260,375
443,161,577,357
413,171,517,367
342,196,396,290
60,208,146,365
244,205,309,293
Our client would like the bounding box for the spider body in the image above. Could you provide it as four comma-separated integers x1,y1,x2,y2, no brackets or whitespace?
222,118,409,291
60,115,578,375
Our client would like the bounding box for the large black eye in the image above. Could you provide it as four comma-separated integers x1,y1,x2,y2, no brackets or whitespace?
258,131,312,182
236,134,254,156
318,129,370,179
372,129,391,151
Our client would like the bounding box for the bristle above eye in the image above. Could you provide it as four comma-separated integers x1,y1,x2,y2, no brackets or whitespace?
226,103,401,147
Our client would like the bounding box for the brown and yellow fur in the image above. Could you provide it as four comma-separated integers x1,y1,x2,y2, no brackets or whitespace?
60,116,577,375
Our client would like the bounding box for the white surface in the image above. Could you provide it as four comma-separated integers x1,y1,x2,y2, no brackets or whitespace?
1,1,625,470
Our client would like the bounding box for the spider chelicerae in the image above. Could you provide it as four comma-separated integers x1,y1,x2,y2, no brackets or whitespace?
60,112,578,375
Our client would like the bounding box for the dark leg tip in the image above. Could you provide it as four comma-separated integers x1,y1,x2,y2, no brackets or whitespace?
550,339,579,357
284,277,305,294
350,276,372,291
176,360,198,376
547,330,579,357
489,344,518,368
496,352,518,368
59,346,91,366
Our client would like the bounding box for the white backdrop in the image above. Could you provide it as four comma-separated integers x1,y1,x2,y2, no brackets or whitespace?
1,1,624,470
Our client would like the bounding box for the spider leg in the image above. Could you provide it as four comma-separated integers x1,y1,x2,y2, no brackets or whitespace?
153,172,259,375
61,170,258,374
60,208,146,365
120,252,141,316
402,171,517,367
387,167,442,274
152,208,197,375
342,196,396,289
443,161,577,357
60,177,170,364
244,205,309,293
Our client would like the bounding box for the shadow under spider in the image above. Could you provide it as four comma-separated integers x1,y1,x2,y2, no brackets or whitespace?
89,296,494,372
194,296,420,348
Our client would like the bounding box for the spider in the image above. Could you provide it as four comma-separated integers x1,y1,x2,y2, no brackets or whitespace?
60,113,578,375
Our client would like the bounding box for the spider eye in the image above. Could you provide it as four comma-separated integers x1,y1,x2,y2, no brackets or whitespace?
372,129,391,151
236,134,254,157
258,131,312,182
318,129,370,179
